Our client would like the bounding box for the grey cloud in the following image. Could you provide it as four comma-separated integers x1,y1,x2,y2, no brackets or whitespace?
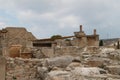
0,0,120,38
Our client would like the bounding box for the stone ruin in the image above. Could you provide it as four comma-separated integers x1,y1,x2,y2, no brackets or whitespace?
0,27,36,57
0,26,120,80
0,25,99,58
33,25,99,48
31,25,99,58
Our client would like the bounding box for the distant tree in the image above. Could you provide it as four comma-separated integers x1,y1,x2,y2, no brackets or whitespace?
99,40,104,46
117,41,120,49
51,35,62,40
65,38,71,41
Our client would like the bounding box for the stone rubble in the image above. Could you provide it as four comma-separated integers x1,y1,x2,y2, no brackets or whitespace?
5,47,120,80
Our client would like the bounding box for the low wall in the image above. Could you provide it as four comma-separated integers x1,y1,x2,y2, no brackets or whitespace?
33,46,99,58
33,46,83,58
54,46,82,56
6,58,45,80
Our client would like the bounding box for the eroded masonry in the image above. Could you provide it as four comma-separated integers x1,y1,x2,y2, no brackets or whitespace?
0,25,99,58
33,25,99,48
0,25,120,80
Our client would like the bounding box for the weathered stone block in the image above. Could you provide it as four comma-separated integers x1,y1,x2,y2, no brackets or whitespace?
0,56,6,80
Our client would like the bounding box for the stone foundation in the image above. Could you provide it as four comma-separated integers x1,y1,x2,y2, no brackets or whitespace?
6,58,44,80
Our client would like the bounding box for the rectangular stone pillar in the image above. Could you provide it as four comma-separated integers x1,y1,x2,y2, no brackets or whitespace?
80,25,83,32
0,56,6,80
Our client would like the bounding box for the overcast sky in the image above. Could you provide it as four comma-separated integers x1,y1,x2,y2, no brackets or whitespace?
0,0,120,39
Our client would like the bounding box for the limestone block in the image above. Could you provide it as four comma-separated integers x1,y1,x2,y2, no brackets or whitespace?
106,66,120,75
71,67,103,76
46,56,80,68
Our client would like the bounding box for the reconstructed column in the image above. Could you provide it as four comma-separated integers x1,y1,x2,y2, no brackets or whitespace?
94,29,96,35
80,25,83,32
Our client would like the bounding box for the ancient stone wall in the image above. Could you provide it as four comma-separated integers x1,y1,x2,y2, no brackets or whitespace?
71,37,87,47
32,46,83,58
6,58,44,80
1,27,36,57
5,27,36,47
33,47,54,58
54,46,82,56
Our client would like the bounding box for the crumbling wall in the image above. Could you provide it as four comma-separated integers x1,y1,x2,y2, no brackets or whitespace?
6,58,44,80
87,37,99,46
54,46,82,56
5,27,36,47
32,46,83,58
2,27,36,57
32,47,54,58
